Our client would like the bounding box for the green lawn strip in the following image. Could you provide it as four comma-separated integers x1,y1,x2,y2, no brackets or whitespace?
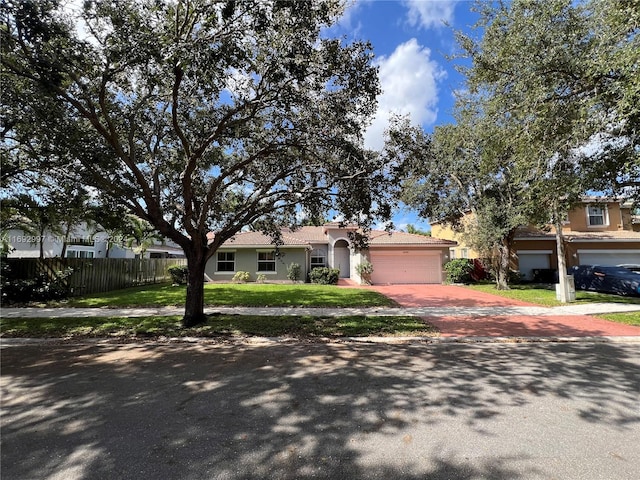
465,283,640,307
59,283,398,308
0,315,437,338
594,312,640,326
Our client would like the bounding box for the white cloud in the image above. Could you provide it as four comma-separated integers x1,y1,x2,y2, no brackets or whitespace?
336,0,364,32
364,38,446,150
403,0,458,30
321,0,367,39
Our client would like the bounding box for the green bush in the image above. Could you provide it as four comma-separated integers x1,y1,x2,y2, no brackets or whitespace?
167,265,189,285
256,273,267,283
232,271,251,283
309,267,340,285
355,261,374,285
1,266,74,304
287,263,301,282
509,270,524,284
482,268,524,285
444,259,474,284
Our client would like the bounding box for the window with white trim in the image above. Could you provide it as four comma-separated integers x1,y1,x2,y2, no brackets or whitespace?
217,251,235,272
449,248,456,259
310,249,326,269
257,251,276,272
587,205,608,226
460,248,469,259
66,249,94,258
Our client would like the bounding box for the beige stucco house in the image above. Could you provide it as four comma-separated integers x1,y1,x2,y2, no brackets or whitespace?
206,224,456,284
431,198,640,281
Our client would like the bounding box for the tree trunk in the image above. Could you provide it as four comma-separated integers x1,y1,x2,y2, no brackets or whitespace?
182,252,208,327
495,243,511,290
555,219,571,303
39,226,46,260
60,223,72,259
495,228,518,290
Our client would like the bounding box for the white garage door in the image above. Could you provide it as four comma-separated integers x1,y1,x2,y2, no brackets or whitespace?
369,251,442,284
578,250,640,266
518,251,551,281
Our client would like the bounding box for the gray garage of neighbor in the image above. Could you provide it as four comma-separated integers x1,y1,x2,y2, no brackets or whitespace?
577,250,640,266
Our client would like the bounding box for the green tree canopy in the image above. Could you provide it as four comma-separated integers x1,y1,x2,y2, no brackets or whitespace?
389,0,639,294
459,0,639,205
2,0,399,325
455,0,638,298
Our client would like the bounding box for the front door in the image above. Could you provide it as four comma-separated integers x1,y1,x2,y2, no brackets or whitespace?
334,240,350,278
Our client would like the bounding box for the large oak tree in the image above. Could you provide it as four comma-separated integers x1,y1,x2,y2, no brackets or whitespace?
389,109,533,290
1,0,398,325
457,0,638,299
390,0,638,296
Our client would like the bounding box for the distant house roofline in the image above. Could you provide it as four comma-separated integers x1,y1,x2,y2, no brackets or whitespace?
210,226,455,248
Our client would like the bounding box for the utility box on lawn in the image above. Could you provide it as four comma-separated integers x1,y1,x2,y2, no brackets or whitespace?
556,275,576,302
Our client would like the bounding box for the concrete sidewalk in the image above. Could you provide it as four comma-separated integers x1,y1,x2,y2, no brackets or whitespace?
3,303,640,339
2,303,640,319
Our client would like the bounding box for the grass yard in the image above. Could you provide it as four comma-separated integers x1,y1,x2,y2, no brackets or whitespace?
0,314,438,339
56,283,398,308
465,283,640,307
595,312,640,326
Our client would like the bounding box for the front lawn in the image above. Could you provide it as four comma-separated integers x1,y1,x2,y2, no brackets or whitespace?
595,312,640,326
465,283,640,307
57,283,398,308
0,314,437,339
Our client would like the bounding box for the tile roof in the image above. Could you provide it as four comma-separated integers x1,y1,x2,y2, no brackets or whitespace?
282,226,327,243
368,230,456,246
215,226,456,247
565,230,640,242
221,230,310,247
515,226,640,242
514,226,555,239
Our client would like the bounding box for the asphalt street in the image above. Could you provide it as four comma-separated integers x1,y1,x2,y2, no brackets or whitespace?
2,340,639,479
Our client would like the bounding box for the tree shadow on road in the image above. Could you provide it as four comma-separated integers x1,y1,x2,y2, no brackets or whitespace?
1,340,639,479
426,313,640,337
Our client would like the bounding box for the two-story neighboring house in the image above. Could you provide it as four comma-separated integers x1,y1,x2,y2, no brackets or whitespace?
431,198,640,281
5,223,185,259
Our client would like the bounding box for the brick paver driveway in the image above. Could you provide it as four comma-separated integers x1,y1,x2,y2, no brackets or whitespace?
368,284,640,338
369,284,536,308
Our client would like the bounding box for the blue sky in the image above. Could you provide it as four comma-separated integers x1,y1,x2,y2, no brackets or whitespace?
326,0,480,231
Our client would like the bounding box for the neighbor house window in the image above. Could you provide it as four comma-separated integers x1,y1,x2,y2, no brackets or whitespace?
587,205,608,226
449,249,456,259
310,249,326,269
217,251,235,272
257,251,276,272
68,237,94,246
66,249,94,258
460,248,469,259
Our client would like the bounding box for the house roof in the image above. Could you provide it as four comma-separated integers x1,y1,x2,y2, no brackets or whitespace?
565,230,640,242
282,226,329,243
221,230,311,247
515,226,640,242
368,230,456,246
146,245,185,254
215,225,456,248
